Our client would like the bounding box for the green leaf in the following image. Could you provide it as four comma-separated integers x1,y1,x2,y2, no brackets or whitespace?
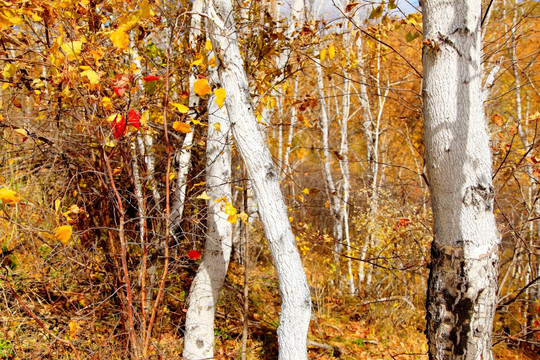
369,5,384,20
405,32,420,42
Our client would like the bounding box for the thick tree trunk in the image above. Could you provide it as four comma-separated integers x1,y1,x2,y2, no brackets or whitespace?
206,0,312,358
182,81,233,359
422,0,500,359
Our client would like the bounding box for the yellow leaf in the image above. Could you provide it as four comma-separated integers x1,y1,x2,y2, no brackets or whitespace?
139,0,155,18
205,40,213,51
0,187,19,204
2,63,17,78
208,56,216,67
107,113,122,122
213,123,221,132
328,45,336,59
141,111,149,126
110,28,129,50
31,12,43,22
301,188,310,195
55,199,61,213
197,191,211,200
2,83,10,90
191,53,203,66
214,88,226,108
80,69,100,84
102,96,113,110
54,225,72,244
13,128,27,137
61,41,83,60
173,121,192,133
68,321,80,340
193,78,212,97
224,202,237,224
320,49,327,62
172,102,189,113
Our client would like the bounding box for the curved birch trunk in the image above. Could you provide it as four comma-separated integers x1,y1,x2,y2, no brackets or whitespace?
182,82,233,359
423,0,500,358
206,0,312,358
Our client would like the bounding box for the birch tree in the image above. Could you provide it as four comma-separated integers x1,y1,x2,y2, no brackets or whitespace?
182,78,233,359
422,0,500,358
206,0,312,358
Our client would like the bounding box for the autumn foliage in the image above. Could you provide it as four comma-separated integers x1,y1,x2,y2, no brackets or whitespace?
0,0,538,359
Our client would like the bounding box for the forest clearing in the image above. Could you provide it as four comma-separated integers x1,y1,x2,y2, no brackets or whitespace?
0,0,538,359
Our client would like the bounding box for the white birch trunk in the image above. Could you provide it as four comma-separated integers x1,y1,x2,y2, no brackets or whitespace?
170,0,203,231
206,0,311,358
338,73,355,296
314,52,344,260
423,0,500,358
182,79,233,360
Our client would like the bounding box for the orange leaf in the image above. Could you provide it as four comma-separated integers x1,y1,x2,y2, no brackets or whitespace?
491,114,503,126
193,78,212,97
173,121,192,133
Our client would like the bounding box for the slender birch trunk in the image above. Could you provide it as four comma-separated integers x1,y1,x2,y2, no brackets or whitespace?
314,51,344,262
206,0,311,358
170,0,203,232
182,77,233,359
423,0,500,358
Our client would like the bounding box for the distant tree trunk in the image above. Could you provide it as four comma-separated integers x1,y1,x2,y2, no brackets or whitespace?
206,0,312,358
423,0,500,359
170,0,203,233
314,49,344,265
182,74,233,359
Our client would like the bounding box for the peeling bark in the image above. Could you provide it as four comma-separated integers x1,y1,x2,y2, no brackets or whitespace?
423,0,500,358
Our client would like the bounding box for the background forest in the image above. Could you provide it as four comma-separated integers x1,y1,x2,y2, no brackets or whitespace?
0,0,538,359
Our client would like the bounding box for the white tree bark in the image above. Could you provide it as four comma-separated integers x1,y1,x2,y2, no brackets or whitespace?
423,0,500,358
170,0,203,232
314,51,344,261
206,0,312,358
182,77,233,359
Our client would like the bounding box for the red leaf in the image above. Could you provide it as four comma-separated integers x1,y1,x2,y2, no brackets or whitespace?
187,250,202,260
114,87,125,97
142,75,162,82
111,114,126,139
393,217,411,231
128,109,141,129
